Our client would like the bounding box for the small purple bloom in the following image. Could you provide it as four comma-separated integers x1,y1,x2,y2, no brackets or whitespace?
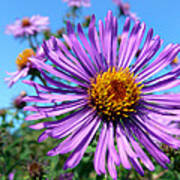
6,15,49,37
8,171,15,180
5,47,45,87
113,0,138,21
24,11,180,180
63,0,91,7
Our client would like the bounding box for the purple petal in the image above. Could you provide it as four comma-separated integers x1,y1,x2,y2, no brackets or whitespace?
116,124,137,158
63,117,101,169
107,155,117,180
137,44,180,82
130,121,170,168
142,79,180,93
47,114,99,156
107,122,120,165
116,127,131,169
129,135,154,171
24,100,87,120
94,123,107,175
117,17,131,69
30,57,89,88
130,158,144,176
43,37,91,82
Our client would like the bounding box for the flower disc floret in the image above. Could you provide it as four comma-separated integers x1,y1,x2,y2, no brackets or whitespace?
88,67,143,120
16,49,35,69
21,18,31,27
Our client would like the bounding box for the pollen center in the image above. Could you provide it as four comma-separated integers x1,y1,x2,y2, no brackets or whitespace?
16,49,35,69
21,18,31,27
88,67,143,120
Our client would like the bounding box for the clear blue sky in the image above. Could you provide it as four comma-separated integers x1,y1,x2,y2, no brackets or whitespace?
1,0,180,108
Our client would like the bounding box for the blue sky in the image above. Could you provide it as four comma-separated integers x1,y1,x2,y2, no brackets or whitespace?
0,0,180,108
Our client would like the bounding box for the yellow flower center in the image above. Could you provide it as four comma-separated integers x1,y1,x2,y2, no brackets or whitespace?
16,49,35,69
88,67,143,120
21,18,31,27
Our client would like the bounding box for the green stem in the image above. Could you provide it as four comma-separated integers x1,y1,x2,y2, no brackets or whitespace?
27,36,36,51
37,73,47,87
33,34,39,47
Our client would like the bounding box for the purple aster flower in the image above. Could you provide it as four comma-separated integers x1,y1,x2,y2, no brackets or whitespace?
8,171,15,180
6,15,49,37
113,0,138,21
24,11,180,180
5,47,45,87
63,0,91,7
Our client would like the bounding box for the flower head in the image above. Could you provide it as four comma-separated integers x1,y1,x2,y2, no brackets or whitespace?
113,0,138,21
6,15,49,37
63,0,91,7
24,11,180,180
27,161,44,178
8,171,15,180
5,47,45,87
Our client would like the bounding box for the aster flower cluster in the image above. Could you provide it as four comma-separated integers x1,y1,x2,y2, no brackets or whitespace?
22,11,180,180
6,15,49,38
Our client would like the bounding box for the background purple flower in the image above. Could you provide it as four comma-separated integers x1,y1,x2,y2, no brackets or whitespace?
5,47,45,87
5,49,35,87
8,171,15,180
63,0,91,7
6,15,49,37
24,11,180,180
113,0,138,21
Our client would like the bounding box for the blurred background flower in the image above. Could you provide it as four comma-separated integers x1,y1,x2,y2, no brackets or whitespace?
112,0,138,20
5,15,49,38
63,0,91,7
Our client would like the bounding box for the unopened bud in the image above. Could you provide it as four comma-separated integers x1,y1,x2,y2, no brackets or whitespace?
13,91,27,109
28,161,43,178
57,28,65,37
